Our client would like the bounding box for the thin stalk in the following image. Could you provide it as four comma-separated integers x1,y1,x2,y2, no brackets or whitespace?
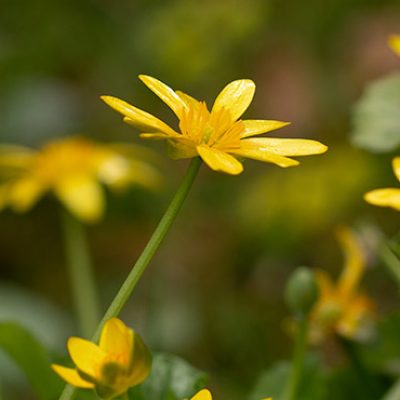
61,210,101,338
282,317,309,400
59,157,202,400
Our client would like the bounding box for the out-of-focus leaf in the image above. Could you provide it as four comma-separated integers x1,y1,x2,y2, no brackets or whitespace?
129,353,208,400
0,322,62,400
351,73,400,153
0,284,71,387
248,356,327,400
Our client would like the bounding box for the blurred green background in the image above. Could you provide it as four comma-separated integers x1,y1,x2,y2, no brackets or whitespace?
1,0,400,398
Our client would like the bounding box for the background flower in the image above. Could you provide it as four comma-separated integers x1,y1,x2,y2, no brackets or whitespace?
0,137,160,222
310,227,375,343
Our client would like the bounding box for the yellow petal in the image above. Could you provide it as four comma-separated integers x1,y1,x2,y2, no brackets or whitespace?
139,75,188,118
191,389,212,400
176,90,201,108
67,337,105,379
197,145,243,175
229,141,299,168
239,138,328,156
99,318,133,356
127,332,152,386
101,96,175,135
364,188,400,211
54,175,104,222
167,140,198,160
8,178,45,213
337,295,374,339
120,160,161,191
96,154,130,186
212,79,255,121
392,157,400,182
315,270,335,298
388,34,400,56
336,227,365,299
241,120,291,138
139,132,171,140
0,145,35,169
138,131,186,142
51,365,94,388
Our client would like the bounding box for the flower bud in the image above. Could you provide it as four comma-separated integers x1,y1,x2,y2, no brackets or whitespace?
285,267,319,317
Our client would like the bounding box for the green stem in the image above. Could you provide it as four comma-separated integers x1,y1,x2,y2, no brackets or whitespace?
283,317,308,400
380,243,400,293
59,157,202,400
61,210,101,338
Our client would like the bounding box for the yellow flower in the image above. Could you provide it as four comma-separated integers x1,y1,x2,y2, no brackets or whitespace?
52,318,151,399
191,389,213,400
364,157,400,211
389,34,400,56
0,137,160,222
310,227,374,342
102,75,327,175
190,389,270,400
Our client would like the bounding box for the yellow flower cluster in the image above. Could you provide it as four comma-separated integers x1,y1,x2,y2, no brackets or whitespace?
0,137,160,222
310,227,374,342
52,318,151,399
102,75,327,175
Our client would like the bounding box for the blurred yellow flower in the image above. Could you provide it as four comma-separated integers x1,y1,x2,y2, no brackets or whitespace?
389,34,400,56
0,137,160,222
190,389,270,400
310,227,374,342
191,389,213,400
102,75,327,175
364,157,400,211
52,318,151,399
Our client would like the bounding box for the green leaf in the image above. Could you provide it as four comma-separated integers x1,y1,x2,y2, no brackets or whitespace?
351,72,400,153
0,322,62,400
248,356,327,400
129,353,208,400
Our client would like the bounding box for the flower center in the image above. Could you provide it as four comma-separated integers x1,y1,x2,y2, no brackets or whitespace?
179,102,243,149
98,353,130,386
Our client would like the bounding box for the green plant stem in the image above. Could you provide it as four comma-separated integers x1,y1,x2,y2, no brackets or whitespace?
61,210,101,338
380,243,400,292
283,317,308,400
59,157,202,400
